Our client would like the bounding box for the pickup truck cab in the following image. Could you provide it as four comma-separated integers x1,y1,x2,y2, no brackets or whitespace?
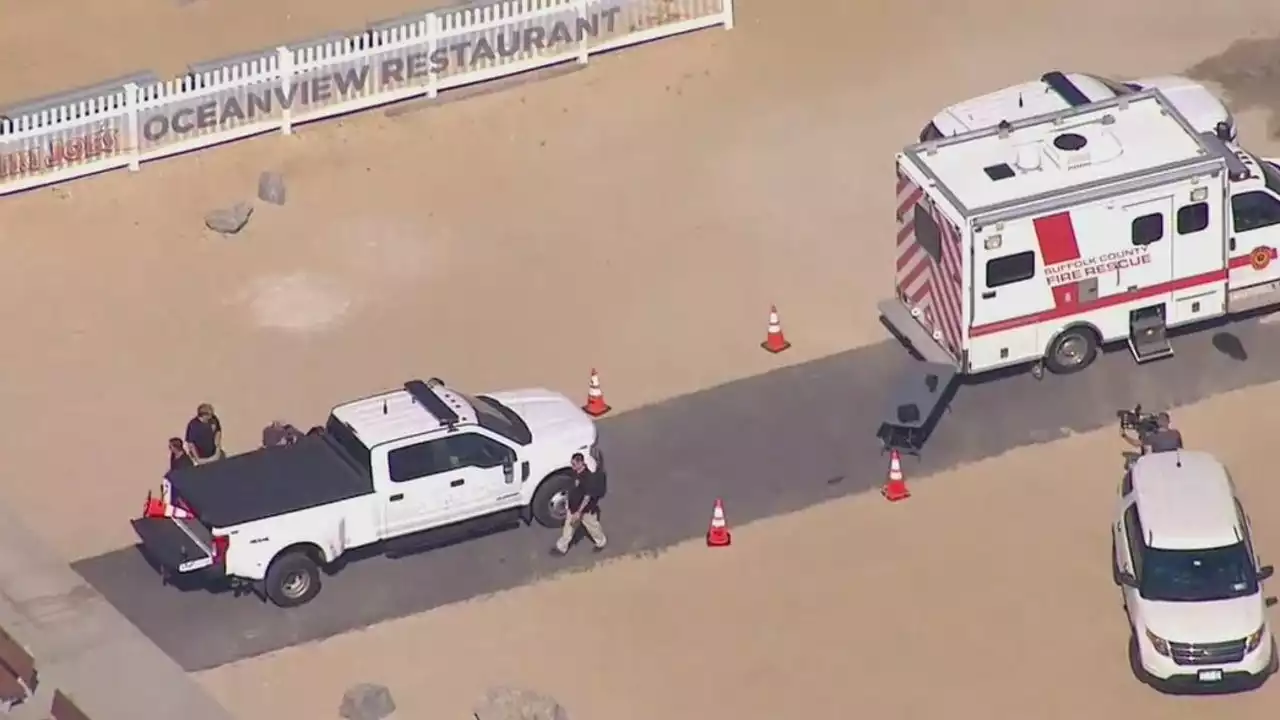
132,378,603,607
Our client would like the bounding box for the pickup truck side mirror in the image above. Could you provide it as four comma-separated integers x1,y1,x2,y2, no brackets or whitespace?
1117,572,1139,589
1258,565,1275,582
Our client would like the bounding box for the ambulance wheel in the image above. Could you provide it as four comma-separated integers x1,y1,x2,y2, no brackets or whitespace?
1045,328,1098,375
265,551,322,607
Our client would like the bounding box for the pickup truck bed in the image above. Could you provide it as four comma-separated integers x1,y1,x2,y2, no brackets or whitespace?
167,435,373,527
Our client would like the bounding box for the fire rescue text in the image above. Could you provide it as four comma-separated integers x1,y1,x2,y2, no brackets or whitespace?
1045,247,1151,286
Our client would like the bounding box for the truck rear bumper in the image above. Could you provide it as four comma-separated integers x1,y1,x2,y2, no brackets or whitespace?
131,517,219,575
877,298,961,369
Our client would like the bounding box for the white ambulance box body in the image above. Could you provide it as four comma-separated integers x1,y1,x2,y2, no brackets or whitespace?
886,90,1238,375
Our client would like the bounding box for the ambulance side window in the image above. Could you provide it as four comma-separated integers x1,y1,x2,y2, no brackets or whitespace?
985,251,1036,288
1231,191,1280,233
1176,203,1209,235
1131,214,1164,246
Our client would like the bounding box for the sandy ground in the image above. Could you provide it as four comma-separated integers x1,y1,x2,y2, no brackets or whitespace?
198,380,1280,720
4,0,1280,717
2,0,1279,560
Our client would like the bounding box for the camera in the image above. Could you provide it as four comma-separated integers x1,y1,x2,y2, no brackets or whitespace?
1117,403,1160,436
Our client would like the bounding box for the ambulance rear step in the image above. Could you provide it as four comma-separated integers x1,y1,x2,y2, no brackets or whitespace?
1128,305,1174,363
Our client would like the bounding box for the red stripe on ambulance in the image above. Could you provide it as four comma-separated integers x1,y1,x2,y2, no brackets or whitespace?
1032,212,1085,314
1032,213,1082,265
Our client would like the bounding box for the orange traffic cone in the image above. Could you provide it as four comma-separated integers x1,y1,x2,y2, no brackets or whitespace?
582,369,612,417
761,305,791,354
882,449,911,502
706,498,732,547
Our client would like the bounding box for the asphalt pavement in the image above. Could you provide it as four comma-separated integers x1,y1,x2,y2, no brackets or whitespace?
74,317,1280,671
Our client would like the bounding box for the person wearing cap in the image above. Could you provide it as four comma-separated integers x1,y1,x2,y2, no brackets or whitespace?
185,403,225,464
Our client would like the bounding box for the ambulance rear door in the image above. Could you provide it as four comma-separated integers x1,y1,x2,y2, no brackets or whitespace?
967,217,1054,369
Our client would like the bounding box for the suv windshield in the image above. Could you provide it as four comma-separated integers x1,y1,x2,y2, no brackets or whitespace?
1141,542,1259,602
460,394,533,446
1089,75,1142,97
1253,154,1280,195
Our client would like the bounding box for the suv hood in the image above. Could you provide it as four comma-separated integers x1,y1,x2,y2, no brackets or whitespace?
1131,75,1233,135
1140,596,1264,644
486,388,596,447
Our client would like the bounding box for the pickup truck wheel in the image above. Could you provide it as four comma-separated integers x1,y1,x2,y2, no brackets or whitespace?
265,552,322,607
531,473,574,528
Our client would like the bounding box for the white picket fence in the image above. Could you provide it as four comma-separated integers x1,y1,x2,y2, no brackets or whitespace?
0,0,732,196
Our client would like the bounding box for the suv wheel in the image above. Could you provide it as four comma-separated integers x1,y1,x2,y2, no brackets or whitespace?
531,473,574,528
265,551,322,607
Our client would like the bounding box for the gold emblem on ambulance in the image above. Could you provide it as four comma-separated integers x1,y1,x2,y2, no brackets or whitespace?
1250,246,1274,271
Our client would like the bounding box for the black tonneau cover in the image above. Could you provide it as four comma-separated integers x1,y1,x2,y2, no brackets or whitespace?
166,435,373,528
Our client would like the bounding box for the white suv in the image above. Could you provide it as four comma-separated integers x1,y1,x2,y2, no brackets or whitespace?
922,71,1235,142
1113,451,1276,692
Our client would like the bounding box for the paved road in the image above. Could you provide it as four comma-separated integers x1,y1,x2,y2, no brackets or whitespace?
74,318,1280,671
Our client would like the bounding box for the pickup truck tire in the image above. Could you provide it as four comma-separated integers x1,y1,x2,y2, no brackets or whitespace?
265,551,322,607
531,472,574,528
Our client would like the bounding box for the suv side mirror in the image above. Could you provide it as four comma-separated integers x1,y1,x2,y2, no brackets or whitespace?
1117,572,1139,589
1258,565,1275,582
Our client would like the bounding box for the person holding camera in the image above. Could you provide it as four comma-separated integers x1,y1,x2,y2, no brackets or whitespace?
1122,411,1183,454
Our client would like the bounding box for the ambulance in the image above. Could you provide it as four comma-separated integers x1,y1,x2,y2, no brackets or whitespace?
880,89,1280,378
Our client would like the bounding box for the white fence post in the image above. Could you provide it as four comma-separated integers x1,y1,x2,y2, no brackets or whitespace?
124,83,141,171
277,46,295,136
577,0,590,64
426,13,440,99
722,0,734,29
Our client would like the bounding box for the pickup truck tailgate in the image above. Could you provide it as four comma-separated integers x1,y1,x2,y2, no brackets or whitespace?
131,516,217,573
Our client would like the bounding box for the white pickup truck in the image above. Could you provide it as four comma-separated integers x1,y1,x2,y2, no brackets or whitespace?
131,378,603,607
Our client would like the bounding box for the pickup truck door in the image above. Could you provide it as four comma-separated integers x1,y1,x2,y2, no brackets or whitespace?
383,438,468,537
434,432,521,518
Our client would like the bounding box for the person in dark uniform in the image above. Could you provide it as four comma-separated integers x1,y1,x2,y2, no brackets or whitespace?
552,453,607,555
185,403,225,464
168,437,194,472
1122,412,1183,454
262,421,303,447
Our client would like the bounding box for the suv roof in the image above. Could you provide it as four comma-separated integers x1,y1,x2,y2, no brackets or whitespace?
330,380,478,448
931,72,1118,137
1130,451,1243,550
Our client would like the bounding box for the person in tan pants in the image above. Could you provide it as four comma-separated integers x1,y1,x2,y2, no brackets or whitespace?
552,453,607,555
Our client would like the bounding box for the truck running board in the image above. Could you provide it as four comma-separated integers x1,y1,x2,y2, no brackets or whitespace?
1128,306,1174,363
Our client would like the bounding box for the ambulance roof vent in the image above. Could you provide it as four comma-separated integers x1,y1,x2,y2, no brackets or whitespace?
983,163,1016,181
1053,132,1088,151
1015,144,1042,172
1042,125,1122,170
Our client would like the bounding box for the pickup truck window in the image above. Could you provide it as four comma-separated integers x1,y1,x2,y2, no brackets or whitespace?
325,415,372,475
388,433,514,483
449,434,514,468
389,439,452,483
